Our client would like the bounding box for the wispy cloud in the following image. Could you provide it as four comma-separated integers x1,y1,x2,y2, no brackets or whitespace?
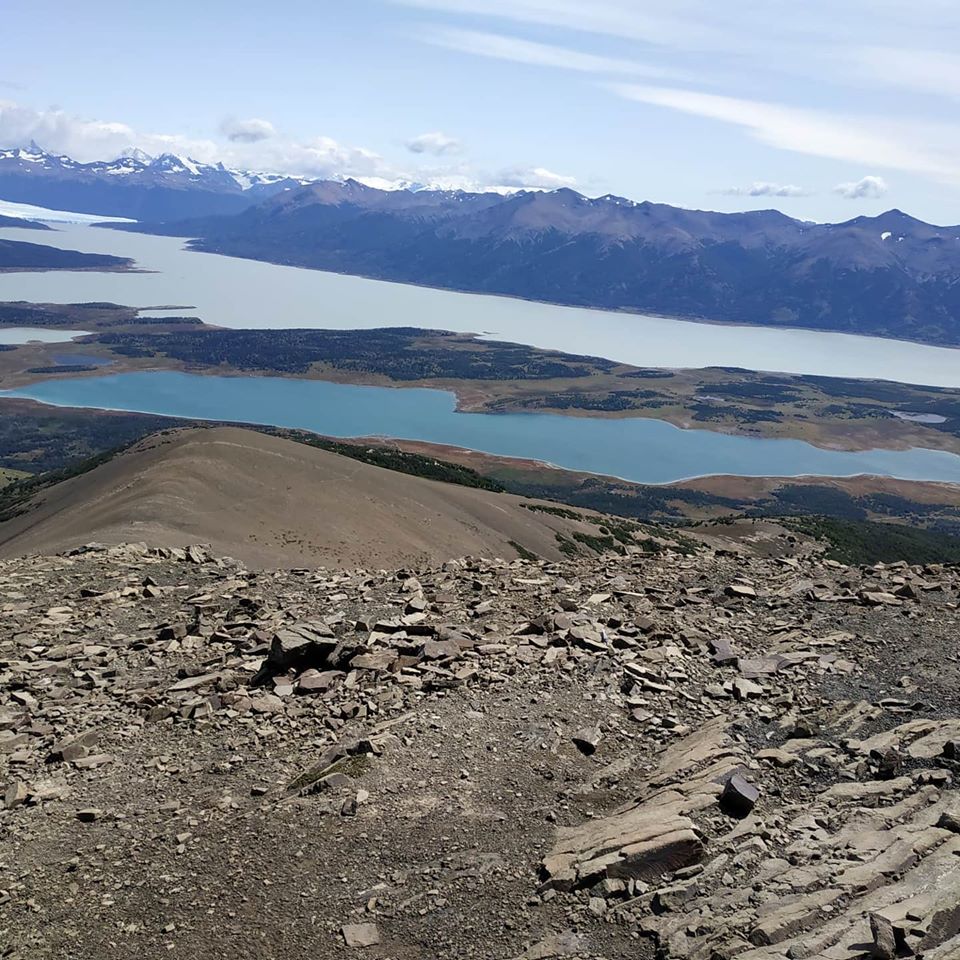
609,84,960,182
720,182,810,198
847,46,960,100
397,0,960,201
406,130,461,155
394,0,732,50
834,175,889,199
421,26,689,79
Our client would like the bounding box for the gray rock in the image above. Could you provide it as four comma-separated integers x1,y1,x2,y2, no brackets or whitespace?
342,922,380,947
720,774,760,818
571,726,602,756
869,913,897,960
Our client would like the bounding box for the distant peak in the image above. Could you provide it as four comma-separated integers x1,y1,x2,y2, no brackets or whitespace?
119,147,153,163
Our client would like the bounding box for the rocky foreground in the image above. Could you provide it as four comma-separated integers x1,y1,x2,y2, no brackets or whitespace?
2,542,960,959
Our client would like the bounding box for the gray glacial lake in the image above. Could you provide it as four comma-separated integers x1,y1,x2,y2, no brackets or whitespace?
6,371,960,484
0,327,92,344
1,223,960,387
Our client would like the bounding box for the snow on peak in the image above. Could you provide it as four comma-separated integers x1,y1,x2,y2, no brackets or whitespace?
119,147,153,163
148,153,211,177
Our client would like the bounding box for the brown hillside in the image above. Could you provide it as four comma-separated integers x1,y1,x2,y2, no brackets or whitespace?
0,426,616,568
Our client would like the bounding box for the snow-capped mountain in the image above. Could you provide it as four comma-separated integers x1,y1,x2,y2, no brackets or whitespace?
0,142,317,221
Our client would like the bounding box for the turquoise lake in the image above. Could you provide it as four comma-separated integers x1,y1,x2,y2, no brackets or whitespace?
7,371,960,484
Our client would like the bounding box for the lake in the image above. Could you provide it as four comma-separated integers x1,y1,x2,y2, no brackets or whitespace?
2,223,960,388
0,328,92,344
7,371,960,485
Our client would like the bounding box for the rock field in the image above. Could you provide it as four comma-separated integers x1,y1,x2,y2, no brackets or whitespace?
2,540,959,959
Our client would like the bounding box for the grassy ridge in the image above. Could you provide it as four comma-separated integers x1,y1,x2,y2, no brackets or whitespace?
265,429,505,492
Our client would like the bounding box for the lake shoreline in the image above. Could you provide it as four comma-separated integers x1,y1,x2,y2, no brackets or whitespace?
5,369,960,486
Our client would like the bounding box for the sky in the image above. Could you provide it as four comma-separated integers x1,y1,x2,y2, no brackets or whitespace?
4,0,960,222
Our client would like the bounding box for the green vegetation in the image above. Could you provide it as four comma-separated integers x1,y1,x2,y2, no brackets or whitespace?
527,502,697,555
498,390,659,413
520,503,583,520
572,530,626,554
268,430,506,491
0,301,197,330
0,467,29,488
782,517,960,565
554,533,580,557
513,480,733,520
0,441,150,522
0,239,132,272
111,315,203,326
0,406,184,475
94,327,616,379
507,540,540,561
26,365,100,374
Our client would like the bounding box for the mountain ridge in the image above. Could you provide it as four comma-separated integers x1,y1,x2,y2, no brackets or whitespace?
5,144,960,344
0,143,314,220
0,426,647,568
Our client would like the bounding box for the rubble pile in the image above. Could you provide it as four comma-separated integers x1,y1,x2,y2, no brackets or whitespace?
1,541,958,958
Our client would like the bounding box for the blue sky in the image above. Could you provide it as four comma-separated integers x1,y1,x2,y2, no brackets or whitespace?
4,0,960,221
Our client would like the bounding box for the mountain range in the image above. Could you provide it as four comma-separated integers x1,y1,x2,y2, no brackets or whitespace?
3,144,960,345
0,143,313,220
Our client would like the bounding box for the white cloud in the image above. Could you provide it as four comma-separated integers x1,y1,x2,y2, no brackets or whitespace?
220,117,277,143
421,26,690,80
0,99,397,182
0,99,220,163
834,175,889,199
0,99,576,195
406,130,461,155
259,136,392,180
721,182,810,198
609,84,960,182
496,165,577,188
